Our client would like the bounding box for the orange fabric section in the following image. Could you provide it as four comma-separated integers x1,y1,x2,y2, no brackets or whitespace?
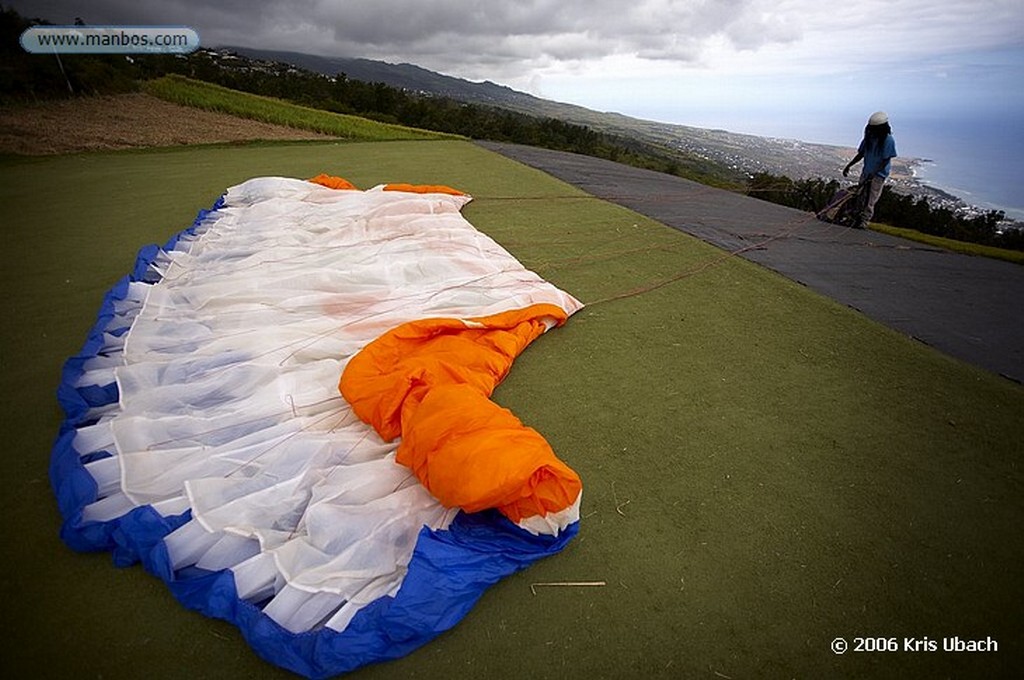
342,304,568,441
339,303,580,523
399,384,582,523
308,174,359,190
382,183,466,196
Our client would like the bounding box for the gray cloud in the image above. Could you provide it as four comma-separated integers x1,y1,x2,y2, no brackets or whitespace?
9,0,805,77
8,0,1022,85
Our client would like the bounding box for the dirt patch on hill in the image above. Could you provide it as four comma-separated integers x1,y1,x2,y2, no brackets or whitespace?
0,93,334,155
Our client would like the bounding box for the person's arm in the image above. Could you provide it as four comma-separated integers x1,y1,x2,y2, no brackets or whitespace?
843,151,863,177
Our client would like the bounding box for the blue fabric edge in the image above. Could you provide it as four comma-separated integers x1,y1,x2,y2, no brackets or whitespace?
48,192,579,679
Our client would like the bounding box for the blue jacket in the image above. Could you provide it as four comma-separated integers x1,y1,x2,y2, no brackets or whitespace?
858,134,897,180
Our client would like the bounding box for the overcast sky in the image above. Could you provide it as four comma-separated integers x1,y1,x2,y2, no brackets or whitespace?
11,0,1024,143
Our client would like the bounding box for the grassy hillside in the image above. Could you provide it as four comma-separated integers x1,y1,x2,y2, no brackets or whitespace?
143,74,460,142
1,140,1020,679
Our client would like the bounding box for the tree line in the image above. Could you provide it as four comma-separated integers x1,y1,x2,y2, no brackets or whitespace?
746,173,1023,252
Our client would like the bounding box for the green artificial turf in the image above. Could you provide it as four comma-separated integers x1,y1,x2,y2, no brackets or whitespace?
1,140,1021,679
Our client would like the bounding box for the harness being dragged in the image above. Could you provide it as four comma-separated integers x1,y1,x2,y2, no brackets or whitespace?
817,181,865,227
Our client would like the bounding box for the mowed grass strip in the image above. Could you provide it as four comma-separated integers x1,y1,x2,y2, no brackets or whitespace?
144,74,460,141
1,140,1021,680
869,221,1024,265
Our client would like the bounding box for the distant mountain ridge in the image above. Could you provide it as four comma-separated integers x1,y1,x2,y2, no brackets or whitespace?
222,46,579,114
221,46,925,197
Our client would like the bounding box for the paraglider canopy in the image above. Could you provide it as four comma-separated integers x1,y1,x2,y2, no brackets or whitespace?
51,174,584,678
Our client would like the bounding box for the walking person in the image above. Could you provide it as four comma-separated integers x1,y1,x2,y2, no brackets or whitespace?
843,111,897,229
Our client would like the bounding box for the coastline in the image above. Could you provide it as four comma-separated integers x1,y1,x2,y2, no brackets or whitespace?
905,159,1023,226
920,174,1023,225
903,158,963,202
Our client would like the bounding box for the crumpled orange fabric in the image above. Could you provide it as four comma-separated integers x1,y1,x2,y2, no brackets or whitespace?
307,176,466,196
382,183,466,196
308,174,359,190
340,303,581,524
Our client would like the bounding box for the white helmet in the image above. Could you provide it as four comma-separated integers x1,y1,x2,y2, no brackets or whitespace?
868,111,889,126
